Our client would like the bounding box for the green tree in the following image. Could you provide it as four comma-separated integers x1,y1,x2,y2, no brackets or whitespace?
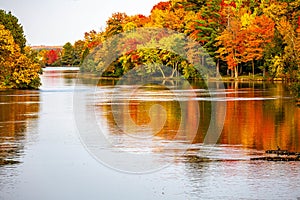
179,0,207,12
187,0,224,74
73,40,85,65
61,42,75,66
0,10,26,52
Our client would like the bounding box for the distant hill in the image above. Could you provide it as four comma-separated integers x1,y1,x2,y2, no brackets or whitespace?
31,45,62,50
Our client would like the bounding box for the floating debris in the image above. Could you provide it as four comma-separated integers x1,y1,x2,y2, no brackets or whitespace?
265,150,300,156
251,149,300,161
0,159,20,166
251,156,300,161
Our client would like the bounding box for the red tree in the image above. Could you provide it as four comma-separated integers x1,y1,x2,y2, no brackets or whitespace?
45,49,60,65
151,2,171,13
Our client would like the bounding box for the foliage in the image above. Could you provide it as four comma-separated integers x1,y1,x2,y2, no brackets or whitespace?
263,0,300,80
35,40,87,67
61,42,75,66
289,82,300,98
105,12,128,38
0,10,26,52
216,7,275,78
74,0,300,82
0,24,41,89
43,49,61,66
73,40,85,65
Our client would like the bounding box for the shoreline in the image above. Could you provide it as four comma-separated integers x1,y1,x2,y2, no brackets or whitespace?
41,67,299,83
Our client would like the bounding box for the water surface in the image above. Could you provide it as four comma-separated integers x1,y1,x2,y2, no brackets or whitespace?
0,68,300,200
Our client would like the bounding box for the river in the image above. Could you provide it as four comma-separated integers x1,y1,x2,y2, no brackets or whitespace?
0,67,300,200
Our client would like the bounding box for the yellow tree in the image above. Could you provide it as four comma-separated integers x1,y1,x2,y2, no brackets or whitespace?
104,12,128,38
124,14,149,29
0,24,17,86
0,24,41,89
270,18,298,80
147,2,195,33
263,1,300,80
83,30,103,49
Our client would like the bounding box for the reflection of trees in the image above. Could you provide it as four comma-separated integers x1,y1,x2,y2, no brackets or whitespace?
76,76,117,86
0,90,39,166
63,72,78,85
221,83,300,151
97,82,300,152
99,95,209,144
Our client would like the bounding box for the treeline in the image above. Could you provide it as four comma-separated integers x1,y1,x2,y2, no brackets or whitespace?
0,10,41,89
35,41,88,67
70,0,300,81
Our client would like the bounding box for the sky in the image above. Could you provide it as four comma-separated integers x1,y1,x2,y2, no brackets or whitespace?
0,0,162,46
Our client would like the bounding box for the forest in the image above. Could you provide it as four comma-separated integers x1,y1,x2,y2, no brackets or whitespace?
1,0,300,89
39,0,300,82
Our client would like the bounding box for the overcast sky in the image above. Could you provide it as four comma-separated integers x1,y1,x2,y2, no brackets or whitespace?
0,0,162,46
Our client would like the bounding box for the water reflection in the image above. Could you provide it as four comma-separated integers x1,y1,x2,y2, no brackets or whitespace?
183,153,300,199
95,81,300,154
0,69,298,199
221,82,300,151
0,90,40,166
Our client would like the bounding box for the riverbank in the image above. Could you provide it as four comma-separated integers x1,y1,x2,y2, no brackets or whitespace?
75,71,298,83
210,75,289,82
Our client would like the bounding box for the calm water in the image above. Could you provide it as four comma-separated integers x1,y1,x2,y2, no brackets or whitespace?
0,68,300,200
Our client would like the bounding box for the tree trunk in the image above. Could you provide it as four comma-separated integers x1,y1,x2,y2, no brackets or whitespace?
252,59,255,78
170,67,176,78
216,59,220,77
157,66,166,79
239,65,243,75
234,65,238,78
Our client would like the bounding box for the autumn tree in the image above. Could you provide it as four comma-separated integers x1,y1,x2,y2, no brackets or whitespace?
0,24,41,89
84,30,103,49
79,0,299,81
178,0,207,12
124,14,149,29
44,49,61,66
148,1,195,33
216,5,275,78
241,14,275,77
105,12,128,38
151,1,172,12
186,0,224,74
216,16,243,78
0,10,26,52
263,0,300,80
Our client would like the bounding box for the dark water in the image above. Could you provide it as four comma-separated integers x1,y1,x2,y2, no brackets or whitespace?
0,68,300,200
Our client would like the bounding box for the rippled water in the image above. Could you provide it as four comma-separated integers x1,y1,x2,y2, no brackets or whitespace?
0,68,300,200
